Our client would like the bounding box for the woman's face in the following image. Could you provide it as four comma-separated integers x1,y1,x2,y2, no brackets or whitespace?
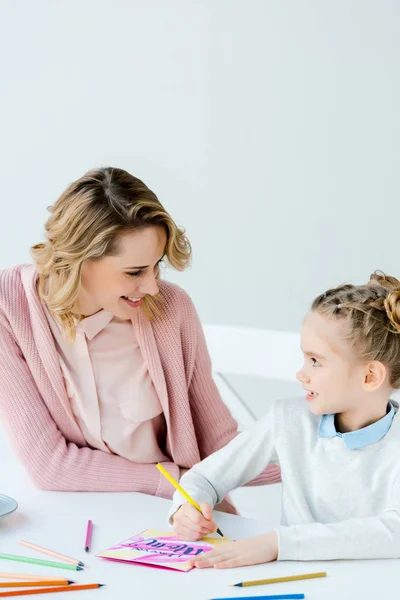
77,226,167,318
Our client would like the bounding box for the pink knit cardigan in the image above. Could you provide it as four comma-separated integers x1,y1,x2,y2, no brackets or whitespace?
0,265,281,497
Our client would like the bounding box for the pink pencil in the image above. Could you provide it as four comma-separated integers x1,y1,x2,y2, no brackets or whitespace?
84,521,93,553
20,542,84,568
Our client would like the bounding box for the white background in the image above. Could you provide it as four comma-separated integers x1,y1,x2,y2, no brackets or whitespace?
1,0,399,333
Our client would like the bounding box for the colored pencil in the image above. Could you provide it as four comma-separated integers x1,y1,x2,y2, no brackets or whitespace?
0,583,73,589
20,542,84,568
0,584,104,597
156,463,226,538
210,595,305,600
0,577,64,583
231,571,327,587
84,521,93,553
0,556,82,572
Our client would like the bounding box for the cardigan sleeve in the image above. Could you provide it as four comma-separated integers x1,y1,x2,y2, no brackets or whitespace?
0,311,179,495
181,294,281,485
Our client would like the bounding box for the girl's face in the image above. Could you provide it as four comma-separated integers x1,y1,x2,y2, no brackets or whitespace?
77,226,167,318
296,311,367,416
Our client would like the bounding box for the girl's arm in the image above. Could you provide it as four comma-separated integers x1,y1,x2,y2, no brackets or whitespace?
192,476,400,569
277,485,400,560
169,410,279,521
0,314,178,496
191,475,400,568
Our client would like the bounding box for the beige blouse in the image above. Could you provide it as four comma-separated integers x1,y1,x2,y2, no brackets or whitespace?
43,305,169,464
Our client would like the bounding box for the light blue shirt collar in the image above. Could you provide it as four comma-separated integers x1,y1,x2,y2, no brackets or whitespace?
319,402,396,449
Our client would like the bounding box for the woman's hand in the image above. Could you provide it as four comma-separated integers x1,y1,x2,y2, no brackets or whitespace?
189,531,279,569
172,502,217,541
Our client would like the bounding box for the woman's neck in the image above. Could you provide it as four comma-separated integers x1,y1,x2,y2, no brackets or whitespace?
73,288,103,318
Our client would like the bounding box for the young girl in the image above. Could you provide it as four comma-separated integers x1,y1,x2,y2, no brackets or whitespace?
170,272,400,566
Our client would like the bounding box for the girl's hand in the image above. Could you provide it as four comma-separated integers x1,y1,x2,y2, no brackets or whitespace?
189,531,279,569
172,502,217,541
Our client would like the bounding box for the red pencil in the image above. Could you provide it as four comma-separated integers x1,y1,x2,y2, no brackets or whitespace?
84,521,93,553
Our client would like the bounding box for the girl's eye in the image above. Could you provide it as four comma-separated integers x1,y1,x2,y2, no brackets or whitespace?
311,358,321,367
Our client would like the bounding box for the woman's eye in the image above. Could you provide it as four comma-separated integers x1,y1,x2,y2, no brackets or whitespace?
311,358,321,367
126,259,164,278
127,270,143,278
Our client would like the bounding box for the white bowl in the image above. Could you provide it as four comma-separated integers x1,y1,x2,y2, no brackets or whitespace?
0,494,18,518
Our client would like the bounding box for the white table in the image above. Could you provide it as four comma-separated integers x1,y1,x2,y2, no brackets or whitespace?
0,433,398,600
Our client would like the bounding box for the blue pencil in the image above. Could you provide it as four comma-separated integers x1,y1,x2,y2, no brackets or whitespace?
209,595,305,600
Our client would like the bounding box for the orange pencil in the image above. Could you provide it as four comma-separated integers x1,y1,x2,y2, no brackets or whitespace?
0,577,63,583
0,583,73,589
0,584,104,597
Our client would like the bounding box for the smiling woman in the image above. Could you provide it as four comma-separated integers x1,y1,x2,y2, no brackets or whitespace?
0,167,280,500
31,167,190,340
79,227,166,317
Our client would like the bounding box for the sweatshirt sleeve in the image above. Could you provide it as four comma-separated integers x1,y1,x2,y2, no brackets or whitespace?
0,312,179,495
169,409,279,521
277,472,400,560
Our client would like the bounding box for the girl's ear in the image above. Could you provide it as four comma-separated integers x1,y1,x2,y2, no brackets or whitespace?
363,361,387,392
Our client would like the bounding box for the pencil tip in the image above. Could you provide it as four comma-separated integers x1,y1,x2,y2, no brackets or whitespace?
84,547,89,552
98,584,106,587
77,566,84,571
67,581,75,586
78,561,84,566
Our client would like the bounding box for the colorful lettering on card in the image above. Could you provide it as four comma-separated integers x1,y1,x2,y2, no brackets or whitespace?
96,529,227,572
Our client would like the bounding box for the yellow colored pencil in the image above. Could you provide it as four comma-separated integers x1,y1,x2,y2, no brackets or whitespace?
230,571,327,587
156,463,226,538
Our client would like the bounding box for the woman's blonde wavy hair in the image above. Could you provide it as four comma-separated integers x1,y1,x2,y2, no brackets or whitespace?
311,271,400,389
31,167,192,340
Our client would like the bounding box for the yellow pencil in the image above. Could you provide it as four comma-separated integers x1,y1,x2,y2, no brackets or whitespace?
156,463,226,538
230,571,327,587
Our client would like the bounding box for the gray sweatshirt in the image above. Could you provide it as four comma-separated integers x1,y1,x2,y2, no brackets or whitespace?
169,398,400,560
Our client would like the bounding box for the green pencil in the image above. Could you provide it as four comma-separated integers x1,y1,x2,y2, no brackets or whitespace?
0,553,83,571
